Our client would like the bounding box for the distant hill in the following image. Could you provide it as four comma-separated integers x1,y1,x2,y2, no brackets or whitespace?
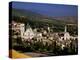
52,16,78,24
12,8,44,18
12,8,78,26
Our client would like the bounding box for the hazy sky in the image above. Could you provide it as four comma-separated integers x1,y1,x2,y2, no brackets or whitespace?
11,1,78,17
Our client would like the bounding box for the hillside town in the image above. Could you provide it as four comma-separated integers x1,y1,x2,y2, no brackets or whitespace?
9,20,78,55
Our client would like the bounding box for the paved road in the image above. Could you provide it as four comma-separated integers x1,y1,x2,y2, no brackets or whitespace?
24,52,55,57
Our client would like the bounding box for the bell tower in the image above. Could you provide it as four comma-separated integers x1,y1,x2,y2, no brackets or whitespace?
65,25,67,32
64,25,70,40
64,25,67,40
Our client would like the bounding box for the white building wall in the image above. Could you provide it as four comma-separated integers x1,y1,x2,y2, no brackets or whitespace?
20,24,25,38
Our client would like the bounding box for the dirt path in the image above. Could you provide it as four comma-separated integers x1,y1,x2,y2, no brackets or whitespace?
9,49,31,58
